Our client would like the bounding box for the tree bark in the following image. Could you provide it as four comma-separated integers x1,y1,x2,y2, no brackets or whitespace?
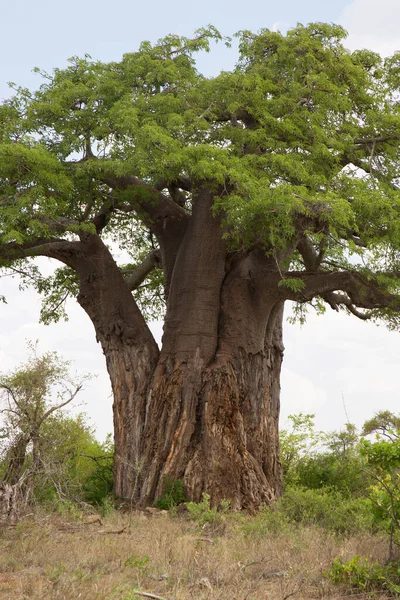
137,304,284,510
135,242,285,509
4,434,30,485
70,201,285,510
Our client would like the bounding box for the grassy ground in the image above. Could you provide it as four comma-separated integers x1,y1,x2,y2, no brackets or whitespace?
0,508,393,600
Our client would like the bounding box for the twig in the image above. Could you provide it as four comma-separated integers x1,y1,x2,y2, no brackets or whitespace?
132,591,167,600
97,526,128,535
240,556,272,570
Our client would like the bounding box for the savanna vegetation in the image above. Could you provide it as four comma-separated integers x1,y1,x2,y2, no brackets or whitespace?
2,19,400,598
2,22,400,509
1,348,400,598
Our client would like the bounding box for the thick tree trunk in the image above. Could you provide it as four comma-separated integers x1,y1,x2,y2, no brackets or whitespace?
73,205,285,510
138,305,284,510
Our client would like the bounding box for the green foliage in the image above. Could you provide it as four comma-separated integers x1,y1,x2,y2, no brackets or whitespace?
80,433,114,505
280,410,400,596
279,413,326,485
360,430,400,548
186,493,230,527
98,494,116,517
124,553,151,575
293,451,367,496
238,487,373,537
33,416,114,506
279,487,374,533
2,23,400,325
327,556,400,596
0,344,113,506
155,477,186,510
277,278,306,293
362,410,400,441
238,505,291,537
280,415,369,496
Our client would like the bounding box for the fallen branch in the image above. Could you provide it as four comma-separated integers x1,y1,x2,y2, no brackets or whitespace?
240,556,272,570
97,526,128,535
132,591,167,600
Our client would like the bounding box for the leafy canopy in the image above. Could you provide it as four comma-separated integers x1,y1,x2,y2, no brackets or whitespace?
1,23,400,323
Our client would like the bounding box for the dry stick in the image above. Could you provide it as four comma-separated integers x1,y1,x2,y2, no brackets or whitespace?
97,526,128,535
241,556,272,570
132,592,167,600
282,583,302,600
241,563,284,600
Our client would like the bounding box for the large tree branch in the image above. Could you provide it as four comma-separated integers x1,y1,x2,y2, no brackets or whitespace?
101,174,189,236
322,290,372,320
124,249,161,291
0,238,82,264
296,235,324,270
283,270,400,312
101,174,190,295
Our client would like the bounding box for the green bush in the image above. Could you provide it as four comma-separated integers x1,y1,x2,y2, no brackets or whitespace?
238,504,291,537
360,436,400,548
155,477,186,510
294,451,368,497
327,555,400,596
279,486,374,533
238,487,374,537
186,493,230,526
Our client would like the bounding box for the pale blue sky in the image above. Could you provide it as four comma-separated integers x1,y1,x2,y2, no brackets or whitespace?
2,0,400,439
1,0,350,99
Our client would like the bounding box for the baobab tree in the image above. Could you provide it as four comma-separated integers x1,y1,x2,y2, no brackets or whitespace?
1,23,400,509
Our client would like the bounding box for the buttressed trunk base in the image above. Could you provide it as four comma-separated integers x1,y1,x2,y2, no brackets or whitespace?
112,303,285,511
75,210,285,511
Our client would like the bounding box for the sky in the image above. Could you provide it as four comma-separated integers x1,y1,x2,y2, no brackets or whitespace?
1,0,400,440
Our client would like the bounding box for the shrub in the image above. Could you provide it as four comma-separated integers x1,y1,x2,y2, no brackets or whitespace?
238,504,291,537
155,477,186,510
279,486,374,533
186,493,230,526
327,555,400,596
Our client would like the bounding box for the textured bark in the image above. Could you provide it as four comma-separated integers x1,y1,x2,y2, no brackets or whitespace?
72,235,160,499
3,434,30,485
137,305,284,510
71,198,285,510
0,478,30,523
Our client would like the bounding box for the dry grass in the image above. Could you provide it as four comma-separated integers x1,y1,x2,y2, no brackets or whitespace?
0,508,393,600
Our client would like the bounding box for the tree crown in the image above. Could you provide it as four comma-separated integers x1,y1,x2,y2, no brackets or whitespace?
1,23,400,325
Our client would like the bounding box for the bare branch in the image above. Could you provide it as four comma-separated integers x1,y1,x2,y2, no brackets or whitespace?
132,591,167,600
39,383,84,427
323,291,372,320
0,384,30,420
282,270,400,312
125,249,161,291
100,174,189,237
354,135,400,145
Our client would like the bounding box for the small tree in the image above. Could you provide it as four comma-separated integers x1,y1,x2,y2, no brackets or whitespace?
279,413,326,484
0,344,89,519
361,412,400,559
32,414,114,506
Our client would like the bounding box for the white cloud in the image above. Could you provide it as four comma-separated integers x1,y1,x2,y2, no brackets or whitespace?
281,367,328,419
340,0,400,55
